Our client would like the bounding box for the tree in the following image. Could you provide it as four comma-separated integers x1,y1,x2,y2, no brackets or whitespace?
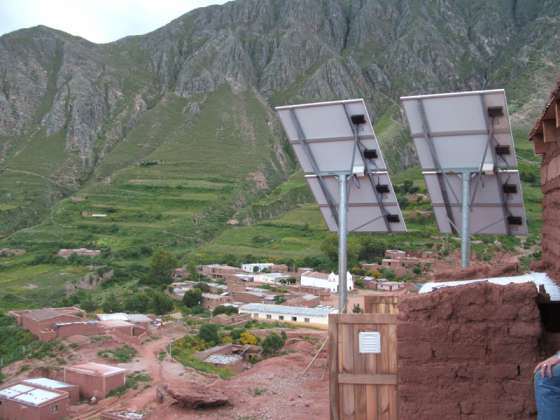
150,290,174,315
198,324,220,346
80,294,97,312
124,292,150,313
213,305,238,316
274,295,286,304
149,250,177,285
195,282,210,293
262,333,284,355
240,331,258,345
102,293,122,313
182,288,203,308
187,261,199,281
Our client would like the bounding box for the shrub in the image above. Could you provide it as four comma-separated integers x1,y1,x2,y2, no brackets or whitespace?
262,333,284,355
149,250,177,286
198,324,220,346
101,293,122,313
124,292,151,313
149,290,174,315
213,305,238,316
239,331,258,345
98,345,137,363
183,288,203,308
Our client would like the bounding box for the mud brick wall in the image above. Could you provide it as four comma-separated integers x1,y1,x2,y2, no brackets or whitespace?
540,141,560,282
398,282,542,420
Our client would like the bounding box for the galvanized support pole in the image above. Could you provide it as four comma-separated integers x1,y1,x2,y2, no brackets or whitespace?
338,174,348,313
461,171,471,268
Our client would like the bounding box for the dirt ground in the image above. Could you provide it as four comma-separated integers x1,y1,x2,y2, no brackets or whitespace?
5,323,329,420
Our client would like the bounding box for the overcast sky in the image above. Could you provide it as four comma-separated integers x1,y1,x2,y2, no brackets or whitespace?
0,0,229,43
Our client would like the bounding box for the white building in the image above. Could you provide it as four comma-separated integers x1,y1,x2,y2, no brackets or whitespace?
241,263,273,273
239,303,337,327
300,271,354,292
253,272,290,285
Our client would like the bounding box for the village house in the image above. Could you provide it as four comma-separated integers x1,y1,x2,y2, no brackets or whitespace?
239,303,337,327
8,307,87,342
361,249,432,277
172,267,188,280
199,264,240,280
64,363,126,400
300,271,354,292
57,248,101,258
376,280,406,291
253,272,291,285
241,263,273,273
201,293,231,310
230,288,277,304
169,281,195,298
0,383,69,420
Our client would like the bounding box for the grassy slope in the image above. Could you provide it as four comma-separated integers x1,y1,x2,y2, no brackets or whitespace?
196,121,542,263
0,86,289,311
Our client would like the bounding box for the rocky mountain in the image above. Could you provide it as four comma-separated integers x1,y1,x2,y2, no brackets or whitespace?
1,0,559,237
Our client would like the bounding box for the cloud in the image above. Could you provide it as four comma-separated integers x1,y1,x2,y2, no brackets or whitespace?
0,0,229,43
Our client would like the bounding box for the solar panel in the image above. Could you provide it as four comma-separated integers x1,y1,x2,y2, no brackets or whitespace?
401,89,518,170
400,89,527,267
276,99,387,175
275,99,404,233
275,98,406,311
305,173,406,233
423,170,527,235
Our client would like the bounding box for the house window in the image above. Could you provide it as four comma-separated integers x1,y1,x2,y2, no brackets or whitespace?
266,314,272,320
279,315,284,320
304,318,310,323
291,316,297,322
253,313,259,318
50,405,58,413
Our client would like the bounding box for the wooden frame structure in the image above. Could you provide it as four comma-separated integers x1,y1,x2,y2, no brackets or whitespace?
329,313,398,420
529,80,560,153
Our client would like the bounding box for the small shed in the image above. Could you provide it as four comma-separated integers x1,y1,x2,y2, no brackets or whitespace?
0,383,69,420
64,362,126,399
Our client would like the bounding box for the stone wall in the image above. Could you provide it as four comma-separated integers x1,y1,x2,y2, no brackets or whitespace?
540,141,560,282
398,282,541,420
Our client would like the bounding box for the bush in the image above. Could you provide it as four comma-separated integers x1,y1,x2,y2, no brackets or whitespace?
98,345,137,362
79,294,98,312
150,290,174,315
101,293,122,313
183,288,203,308
149,250,177,286
231,328,244,340
240,331,258,345
213,305,238,316
124,292,151,313
262,333,285,355
198,324,220,346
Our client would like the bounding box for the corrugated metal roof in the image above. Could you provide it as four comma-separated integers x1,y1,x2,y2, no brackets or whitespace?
419,272,560,301
23,378,72,389
205,354,242,365
239,303,337,317
0,384,34,398
13,388,61,406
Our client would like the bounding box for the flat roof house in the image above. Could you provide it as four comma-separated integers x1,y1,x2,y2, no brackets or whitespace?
22,377,79,403
64,362,126,399
9,307,86,341
239,303,337,327
300,271,354,292
0,383,69,420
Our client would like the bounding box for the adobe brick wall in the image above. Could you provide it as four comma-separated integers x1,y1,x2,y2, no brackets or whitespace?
398,282,542,420
540,141,560,283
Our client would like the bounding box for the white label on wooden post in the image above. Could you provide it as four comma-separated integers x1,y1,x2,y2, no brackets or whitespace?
359,331,381,354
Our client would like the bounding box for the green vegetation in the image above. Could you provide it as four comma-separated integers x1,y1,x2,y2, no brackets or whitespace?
0,314,66,366
108,371,151,397
262,332,286,355
170,335,232,379
213,305,239,316
98,345,137,363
